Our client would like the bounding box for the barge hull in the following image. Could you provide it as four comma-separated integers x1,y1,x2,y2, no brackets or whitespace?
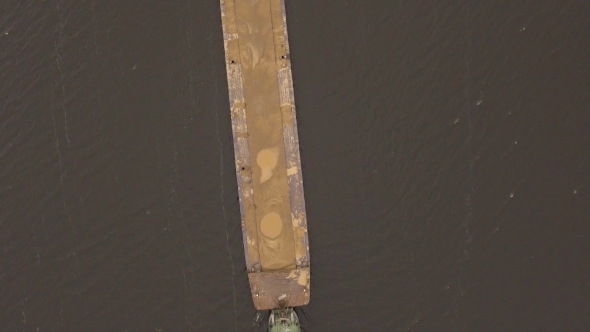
219,0,310,310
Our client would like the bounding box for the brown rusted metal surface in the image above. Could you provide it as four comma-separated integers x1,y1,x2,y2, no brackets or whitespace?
249,268,310,310
219,0,310,310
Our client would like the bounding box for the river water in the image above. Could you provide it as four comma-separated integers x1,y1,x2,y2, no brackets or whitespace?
1,1,589,331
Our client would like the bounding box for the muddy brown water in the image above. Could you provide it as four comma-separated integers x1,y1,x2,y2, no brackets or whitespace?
1,0,589,331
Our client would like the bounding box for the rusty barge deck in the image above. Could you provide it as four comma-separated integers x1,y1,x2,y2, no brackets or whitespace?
219,0,310,310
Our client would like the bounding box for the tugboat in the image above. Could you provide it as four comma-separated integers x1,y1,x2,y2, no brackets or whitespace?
269,307,301,332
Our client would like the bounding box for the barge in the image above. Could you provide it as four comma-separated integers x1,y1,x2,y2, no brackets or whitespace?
219,0,310,311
